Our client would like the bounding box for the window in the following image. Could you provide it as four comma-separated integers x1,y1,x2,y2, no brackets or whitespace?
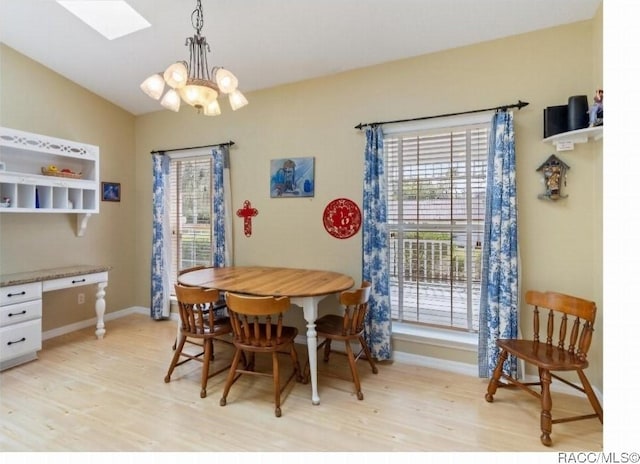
385,118,490,332
169,155,213,288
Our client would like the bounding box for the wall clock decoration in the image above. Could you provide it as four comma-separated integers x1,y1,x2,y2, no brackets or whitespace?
323,198,362,239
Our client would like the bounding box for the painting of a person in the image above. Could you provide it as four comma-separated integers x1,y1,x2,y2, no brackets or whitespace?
270,157,315,198
272,159,297,196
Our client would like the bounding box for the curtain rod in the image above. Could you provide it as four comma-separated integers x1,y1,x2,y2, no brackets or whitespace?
354,100,529,130
150,141,235,155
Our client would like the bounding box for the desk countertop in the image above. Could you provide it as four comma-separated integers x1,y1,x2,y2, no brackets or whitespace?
0,265,111,287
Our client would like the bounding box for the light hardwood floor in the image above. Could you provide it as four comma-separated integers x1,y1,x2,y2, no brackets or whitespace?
0,313,602,452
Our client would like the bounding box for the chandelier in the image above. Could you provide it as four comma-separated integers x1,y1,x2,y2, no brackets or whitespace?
140,0,248,116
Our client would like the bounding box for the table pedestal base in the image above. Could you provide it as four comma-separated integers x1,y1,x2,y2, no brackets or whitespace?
292,295,328,405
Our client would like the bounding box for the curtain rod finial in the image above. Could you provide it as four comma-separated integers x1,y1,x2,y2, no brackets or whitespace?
517,100,529,109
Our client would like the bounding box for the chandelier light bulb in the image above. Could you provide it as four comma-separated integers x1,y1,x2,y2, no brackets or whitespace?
214,68,238,94
204,99,222,116
163,62,188,89
229,90,248,111
140,74,165,100
160,89,181,112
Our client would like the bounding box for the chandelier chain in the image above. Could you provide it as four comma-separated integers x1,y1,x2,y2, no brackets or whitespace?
191,0,205,35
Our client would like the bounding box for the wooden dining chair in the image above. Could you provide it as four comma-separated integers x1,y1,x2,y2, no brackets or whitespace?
220,292,303,417
310,281,378,400
172,265,227,350
164,284,234,398
484,290,603,446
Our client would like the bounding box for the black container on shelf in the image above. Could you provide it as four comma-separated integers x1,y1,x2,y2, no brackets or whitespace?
543,104,568,138
567,95,589,131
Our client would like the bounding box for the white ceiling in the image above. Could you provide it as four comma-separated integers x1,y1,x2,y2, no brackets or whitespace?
0,0,601,116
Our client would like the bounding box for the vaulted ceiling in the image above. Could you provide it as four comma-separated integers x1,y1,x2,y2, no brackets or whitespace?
0,0,601,116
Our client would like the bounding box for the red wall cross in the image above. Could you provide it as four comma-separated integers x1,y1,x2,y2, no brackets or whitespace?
236,200,259,237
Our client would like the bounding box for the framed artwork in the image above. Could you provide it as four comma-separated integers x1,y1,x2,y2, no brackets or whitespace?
101,182,121,202
270,157,314,198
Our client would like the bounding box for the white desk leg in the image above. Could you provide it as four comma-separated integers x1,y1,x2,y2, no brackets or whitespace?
296,296,321,405
95,281,108,339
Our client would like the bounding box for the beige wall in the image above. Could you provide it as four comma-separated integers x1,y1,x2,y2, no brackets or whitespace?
0,45,137,331
1,10,603,391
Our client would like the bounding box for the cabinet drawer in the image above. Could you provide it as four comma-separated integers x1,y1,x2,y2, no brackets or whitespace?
0,318,42,362
0,282,42,306
42,271,108,292
0,299,42,327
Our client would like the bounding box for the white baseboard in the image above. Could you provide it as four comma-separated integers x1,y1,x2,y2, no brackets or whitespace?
42,306,148,341
295,333,477,377
392,350,478,377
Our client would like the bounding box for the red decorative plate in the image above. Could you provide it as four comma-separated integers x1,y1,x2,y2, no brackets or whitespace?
323,198,362,239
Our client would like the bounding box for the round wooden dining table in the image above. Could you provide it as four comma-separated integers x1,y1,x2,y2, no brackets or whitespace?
178,265,355,405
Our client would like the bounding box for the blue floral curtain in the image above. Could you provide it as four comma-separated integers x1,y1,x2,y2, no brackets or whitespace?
150,153,171,320
362,126,392,361
478,111,519,378
212,145,233,267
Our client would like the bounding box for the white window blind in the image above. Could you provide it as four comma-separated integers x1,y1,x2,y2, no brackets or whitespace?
169,155,213,288
386,122,489,331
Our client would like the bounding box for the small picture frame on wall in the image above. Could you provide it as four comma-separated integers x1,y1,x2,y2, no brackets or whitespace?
102,182,121,202
270,157,315,198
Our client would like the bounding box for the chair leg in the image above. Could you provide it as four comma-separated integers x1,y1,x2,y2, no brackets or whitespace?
323,338,332,362
345,341,364,400
219,348,244,407
485,349,509,402
200,339,213,398
173,319,181,350
165,335,187,383
577,369,604,423
272,351,282,417
540,368,553,446
357,335,378,374
289,343,303,382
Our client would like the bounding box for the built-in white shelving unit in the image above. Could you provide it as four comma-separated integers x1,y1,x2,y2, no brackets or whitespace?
0,127,99,236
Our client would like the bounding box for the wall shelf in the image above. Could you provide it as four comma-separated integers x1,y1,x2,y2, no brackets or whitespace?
0,127,100,236
543,126,603,151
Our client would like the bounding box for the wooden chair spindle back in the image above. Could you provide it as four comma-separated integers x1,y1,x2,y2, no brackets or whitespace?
339,281,372,337
175,284,221,336
525,290,597,362
225,293,291,348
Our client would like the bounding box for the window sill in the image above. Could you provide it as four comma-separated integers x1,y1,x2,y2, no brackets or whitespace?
392,322,478,352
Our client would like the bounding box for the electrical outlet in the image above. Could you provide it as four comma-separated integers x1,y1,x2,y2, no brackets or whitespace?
78,293,85,305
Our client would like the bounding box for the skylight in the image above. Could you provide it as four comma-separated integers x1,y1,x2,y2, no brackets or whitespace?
57,1,150,40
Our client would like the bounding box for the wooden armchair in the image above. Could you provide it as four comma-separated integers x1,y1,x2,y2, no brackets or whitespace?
220,292,302,417
164,284,234,398
485,290,603,446
311,281,378,400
